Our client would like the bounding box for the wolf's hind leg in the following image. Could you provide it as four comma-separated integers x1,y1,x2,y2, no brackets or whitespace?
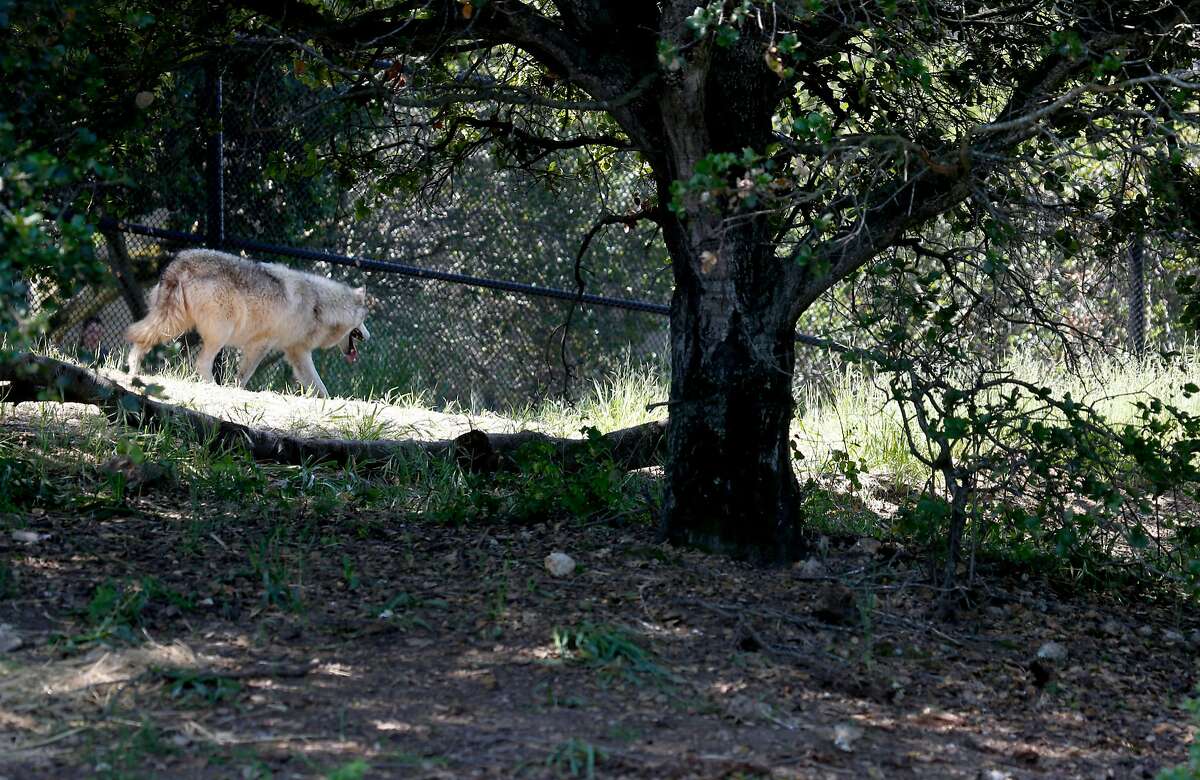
285,350,330,399
194,340,225,384
236,342,271,388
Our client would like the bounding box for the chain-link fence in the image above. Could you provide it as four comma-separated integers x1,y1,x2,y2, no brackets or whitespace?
33,57,672,409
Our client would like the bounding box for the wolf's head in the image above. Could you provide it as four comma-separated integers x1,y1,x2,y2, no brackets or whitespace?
337,287,371,364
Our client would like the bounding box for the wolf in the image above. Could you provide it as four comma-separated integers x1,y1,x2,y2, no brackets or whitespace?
125,248,370,399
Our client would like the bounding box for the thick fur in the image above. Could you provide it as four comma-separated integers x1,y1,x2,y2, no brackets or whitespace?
126,249,370,398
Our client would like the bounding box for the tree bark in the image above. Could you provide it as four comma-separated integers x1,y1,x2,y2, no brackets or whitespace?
643,41,805,562
658,217,803,562
99,224,148,321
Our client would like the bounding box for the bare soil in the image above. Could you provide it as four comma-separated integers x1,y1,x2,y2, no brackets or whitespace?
0,398,1196,779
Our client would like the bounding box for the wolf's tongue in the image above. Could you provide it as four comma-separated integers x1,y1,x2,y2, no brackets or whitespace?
346,348,358,364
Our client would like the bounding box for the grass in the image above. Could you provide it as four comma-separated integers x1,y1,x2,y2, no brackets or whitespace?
18,340,1200,503
552,622,674,684
6,341,1200,594
529,361,668,436
792,347,1200,486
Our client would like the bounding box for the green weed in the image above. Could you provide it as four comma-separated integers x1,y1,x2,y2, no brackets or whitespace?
248,535,302,611
325,758,370,780
63,577,193,647
1157,688,1200,779
158,668,242,706
545,738,603,779
553,622,672,684
92,719,175,780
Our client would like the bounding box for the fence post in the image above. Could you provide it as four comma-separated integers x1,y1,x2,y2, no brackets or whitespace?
1128,236,1147,359
204,60,232,382
205,60,224,250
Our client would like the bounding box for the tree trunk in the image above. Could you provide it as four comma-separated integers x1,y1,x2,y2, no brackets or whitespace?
642,33,802,561
99,224,148,321
658,222,804,562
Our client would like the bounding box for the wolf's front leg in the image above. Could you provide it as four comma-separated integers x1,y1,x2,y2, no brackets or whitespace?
127,345,147,377
285,350,330,399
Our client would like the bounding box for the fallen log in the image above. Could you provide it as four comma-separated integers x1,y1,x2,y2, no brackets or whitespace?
0,354,667,474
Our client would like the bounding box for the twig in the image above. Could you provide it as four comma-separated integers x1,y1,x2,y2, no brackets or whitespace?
6,726,91,752
559,205,662,401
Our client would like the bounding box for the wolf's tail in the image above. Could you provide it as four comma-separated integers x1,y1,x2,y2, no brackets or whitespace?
124,267,191,349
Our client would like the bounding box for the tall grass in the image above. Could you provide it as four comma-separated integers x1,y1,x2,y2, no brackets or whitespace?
524,360,668,437
793,346,1200,486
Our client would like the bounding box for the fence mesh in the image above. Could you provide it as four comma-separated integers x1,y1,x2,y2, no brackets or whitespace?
33,57,672,409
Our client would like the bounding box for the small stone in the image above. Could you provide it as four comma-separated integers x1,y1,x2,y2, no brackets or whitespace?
1101,620,1122,636
853,538,882,556
1163,629,1185,644
1036,641,1068,662
978,770,1013,780
0,624,23,653
1189,629,1200,646
100,455,167,491
1137,625,1154,638
134,91,155,109
544,552,576,577
813,584,857,625
832,723,863,752
10,530,45,544
794,558,826,578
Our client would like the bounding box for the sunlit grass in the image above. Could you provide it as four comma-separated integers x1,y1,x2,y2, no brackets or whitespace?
791,346,1200,487
18,339,1200,492
528,360,668,437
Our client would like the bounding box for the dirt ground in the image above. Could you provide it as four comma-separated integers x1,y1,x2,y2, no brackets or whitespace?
0,397,1197,779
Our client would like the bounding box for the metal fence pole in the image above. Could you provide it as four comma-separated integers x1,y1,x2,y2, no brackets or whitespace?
1128,236,1147,359
204,60,232,381
205,60,225,250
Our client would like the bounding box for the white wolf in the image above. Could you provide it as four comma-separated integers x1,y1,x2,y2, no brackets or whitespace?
125,248,370,398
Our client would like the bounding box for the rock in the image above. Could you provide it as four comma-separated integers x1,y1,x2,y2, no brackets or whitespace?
978,770,1013,780
1036,641,1069,662
1163,629,1185,644
100,455,167,491
1101,620,1122,636
813,584,858,625
544,552,576,577
1137,625,1154,638
1029,658,1056,688
1189,629,1200,646
0,624,23,653
832,723,863,752
853,538,882,556
11,530,46,544
1030,641,1068,688
794,557,826,578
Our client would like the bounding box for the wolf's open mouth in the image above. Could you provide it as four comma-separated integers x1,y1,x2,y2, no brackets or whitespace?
346,327,362,363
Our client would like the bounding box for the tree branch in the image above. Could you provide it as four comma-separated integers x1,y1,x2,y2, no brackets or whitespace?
455,116,633,152
0,355,666,474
